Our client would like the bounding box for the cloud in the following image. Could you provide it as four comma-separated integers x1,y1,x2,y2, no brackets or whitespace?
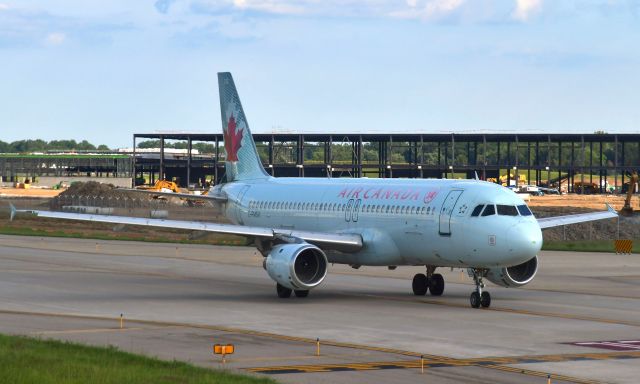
390,0,465,20
154,0,176,14
45,32,65,45
0,3,9,11
425,0,465,16
512,0,542,21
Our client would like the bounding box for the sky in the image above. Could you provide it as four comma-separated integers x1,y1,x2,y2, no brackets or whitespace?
0,0,639,148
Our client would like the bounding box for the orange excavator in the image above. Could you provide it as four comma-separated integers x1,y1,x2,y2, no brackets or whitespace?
620,171,638,216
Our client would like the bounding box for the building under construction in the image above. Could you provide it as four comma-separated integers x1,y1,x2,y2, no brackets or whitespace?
131,132,640,193
1,133,638,193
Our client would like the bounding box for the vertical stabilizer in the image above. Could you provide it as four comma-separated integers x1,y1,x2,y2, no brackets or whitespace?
218,72,269,181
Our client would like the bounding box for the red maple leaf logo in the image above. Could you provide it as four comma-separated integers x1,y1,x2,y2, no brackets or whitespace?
224,114,243,162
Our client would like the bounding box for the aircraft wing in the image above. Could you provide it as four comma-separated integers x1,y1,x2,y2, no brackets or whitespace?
120,188,228,202
536,204,618,229
9,206,362,252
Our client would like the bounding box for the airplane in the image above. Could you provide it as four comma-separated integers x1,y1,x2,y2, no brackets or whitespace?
10,72,618,308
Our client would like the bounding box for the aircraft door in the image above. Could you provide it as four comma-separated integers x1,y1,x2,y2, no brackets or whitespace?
235,185,250,224
351,199,361,222
344,199,354,222
438,190,463,235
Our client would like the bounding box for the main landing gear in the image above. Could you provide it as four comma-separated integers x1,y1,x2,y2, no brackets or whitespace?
412,266,445,296
469,269,491,309
276,283,309,299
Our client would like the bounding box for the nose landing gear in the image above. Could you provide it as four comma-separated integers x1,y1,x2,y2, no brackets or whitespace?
469,268,491,308
412,266,445,296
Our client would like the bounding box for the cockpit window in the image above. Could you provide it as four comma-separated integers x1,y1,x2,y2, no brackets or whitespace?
517,205,533,216
481,204,495,216
471,204,484,217
497,205,518,216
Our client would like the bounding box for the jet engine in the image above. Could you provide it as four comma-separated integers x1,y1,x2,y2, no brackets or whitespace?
265,243,328,290
485,256,538,288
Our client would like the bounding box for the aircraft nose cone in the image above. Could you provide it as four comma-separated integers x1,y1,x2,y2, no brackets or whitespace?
507,222,542,261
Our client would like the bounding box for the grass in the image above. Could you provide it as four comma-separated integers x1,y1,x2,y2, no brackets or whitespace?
0,216,250,247
542,240,639,253
0,334,276,384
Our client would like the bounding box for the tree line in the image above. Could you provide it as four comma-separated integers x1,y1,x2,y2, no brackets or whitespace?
0,139,110,153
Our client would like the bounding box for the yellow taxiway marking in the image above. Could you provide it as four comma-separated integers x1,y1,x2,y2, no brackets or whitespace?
484,365,602,384
246,350,640,384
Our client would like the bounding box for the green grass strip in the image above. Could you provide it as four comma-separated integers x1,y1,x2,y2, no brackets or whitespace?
0,225,248,246
0,334,276,384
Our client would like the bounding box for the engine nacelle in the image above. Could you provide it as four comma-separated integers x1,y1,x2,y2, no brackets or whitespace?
265,243,328,290
485,256,538,288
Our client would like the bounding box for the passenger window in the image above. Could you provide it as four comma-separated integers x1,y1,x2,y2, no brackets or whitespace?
471,204,484,217
481,204,495,216
411,207,415,214
497,205,518,216
517,205,533,216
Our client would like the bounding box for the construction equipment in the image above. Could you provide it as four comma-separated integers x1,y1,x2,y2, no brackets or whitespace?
487,173,527,187
574,181,599,195
143,180,180,193
620,171,638,216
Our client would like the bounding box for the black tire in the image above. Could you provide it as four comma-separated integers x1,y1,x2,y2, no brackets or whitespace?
429,273,445,296
276,283,292,298
480,291,491,308
294,290,309,298
470,291,481,308
412,273,428,296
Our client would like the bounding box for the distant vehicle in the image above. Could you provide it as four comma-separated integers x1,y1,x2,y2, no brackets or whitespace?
13,73,618,309
519,185,544,196
538,187,560,195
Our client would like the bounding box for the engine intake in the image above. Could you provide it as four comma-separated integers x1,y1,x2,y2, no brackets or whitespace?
485,256,538,288
265,243,328,290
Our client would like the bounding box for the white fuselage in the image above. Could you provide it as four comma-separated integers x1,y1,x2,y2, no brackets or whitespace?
221,177,542,269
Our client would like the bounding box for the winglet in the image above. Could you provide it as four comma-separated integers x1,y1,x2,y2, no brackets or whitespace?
9,203,16,221
474,171,479,181
606,203,618,215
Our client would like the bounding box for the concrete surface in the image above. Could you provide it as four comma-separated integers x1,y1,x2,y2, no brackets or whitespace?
1,234,639,383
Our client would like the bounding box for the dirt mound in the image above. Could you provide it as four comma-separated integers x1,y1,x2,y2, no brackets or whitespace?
55,181,189,207
60,181,117,197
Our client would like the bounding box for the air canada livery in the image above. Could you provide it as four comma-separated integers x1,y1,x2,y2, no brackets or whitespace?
12,73,618,308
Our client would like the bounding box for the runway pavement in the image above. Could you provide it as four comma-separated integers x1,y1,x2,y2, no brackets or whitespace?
1,234,639,383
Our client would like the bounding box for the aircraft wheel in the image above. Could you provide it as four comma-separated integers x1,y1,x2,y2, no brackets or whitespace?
480,291,491,308
412,273,428,296
276,283,292,298
294,290,309,298
429,273,445,296
470,291,481,308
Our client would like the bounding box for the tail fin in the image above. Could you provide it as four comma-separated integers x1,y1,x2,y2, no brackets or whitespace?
218,72,269,182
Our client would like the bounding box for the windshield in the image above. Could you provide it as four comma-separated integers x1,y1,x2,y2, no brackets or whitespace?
481,204,495,216
497,205,518,216
517,205,533,216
